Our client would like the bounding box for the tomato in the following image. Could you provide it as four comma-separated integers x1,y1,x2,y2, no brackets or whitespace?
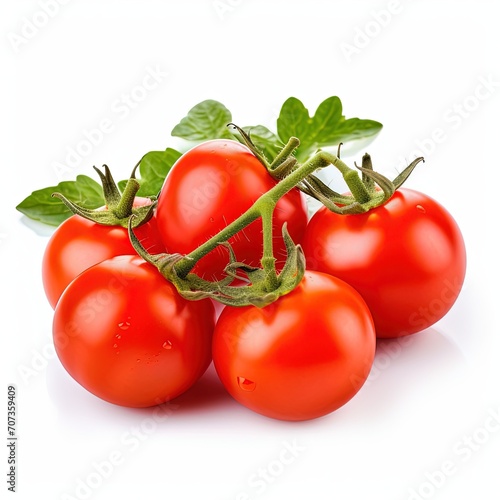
42,198,164,309
212,271,376,421
302,188,467,338
156,140,308,281
53,255,215,407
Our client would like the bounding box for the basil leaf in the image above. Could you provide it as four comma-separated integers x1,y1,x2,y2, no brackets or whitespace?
277,96,383,162
118,148,182,196
171,100,234,141
16,175,103,226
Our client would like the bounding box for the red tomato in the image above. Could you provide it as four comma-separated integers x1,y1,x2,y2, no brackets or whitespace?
156,140,308,281
302,188,467,338
212,271,376,421
42,198,164,309
53,255,215,407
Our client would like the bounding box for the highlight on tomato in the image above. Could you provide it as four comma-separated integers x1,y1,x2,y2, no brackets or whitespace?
212,271,376,421
53,255,215,407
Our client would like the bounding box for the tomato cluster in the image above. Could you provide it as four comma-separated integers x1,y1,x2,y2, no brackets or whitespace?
43,139,466,421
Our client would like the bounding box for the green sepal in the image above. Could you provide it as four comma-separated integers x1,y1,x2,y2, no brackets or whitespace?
52,164,156,228
392,157,425,190
303,153,425,215
129,219,305,308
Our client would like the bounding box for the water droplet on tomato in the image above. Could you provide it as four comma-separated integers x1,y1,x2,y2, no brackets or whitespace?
237,377,256,392
136,359,141,363
162,340,173,350
209,217,215,223
113,343,118,348
118,321,131,330
416,204,426,213
115,334,122,340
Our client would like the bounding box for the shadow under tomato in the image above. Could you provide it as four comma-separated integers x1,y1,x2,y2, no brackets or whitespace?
48,326,467,428
47,355,236,428
344,326,468,422
168,362,236,414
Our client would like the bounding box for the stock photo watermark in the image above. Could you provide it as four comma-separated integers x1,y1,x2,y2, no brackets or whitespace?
395,74,499,170
407,277,464,333
17,338,56,385
358,334,415,389
52,65,169,181
212,0,245,21
7,0,72,53
59,400,180,500
179,158,243,223
406,405,500,500
340,0,404,63
230,440,307,500
6,385,18,493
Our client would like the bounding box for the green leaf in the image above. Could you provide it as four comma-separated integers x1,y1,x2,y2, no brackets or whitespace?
16,175,103,226
131,148,181,196
240,125,284,163
171,100,234,141
277,96,383,162
277,97,314,149
325,118,385,145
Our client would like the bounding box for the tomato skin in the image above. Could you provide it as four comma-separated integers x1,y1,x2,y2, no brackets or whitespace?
212,271,376,421
42,199,164,309
302,188,467,338
53,255,215,407
156,140,308,281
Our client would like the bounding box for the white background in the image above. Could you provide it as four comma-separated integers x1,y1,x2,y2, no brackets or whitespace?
2,1,499,499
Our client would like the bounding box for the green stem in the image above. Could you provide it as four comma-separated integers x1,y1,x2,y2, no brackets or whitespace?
173,152,329,278
314,151,370,204
269,137,300,170
260,200,278,290
179,208,261,278
113,178,140,219
344,170,371,204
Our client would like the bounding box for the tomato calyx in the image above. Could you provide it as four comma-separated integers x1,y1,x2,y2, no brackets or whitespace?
228,123,300,178
130,222,305,307
230,123,424,215
52,163,157,228
306,152,425,214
